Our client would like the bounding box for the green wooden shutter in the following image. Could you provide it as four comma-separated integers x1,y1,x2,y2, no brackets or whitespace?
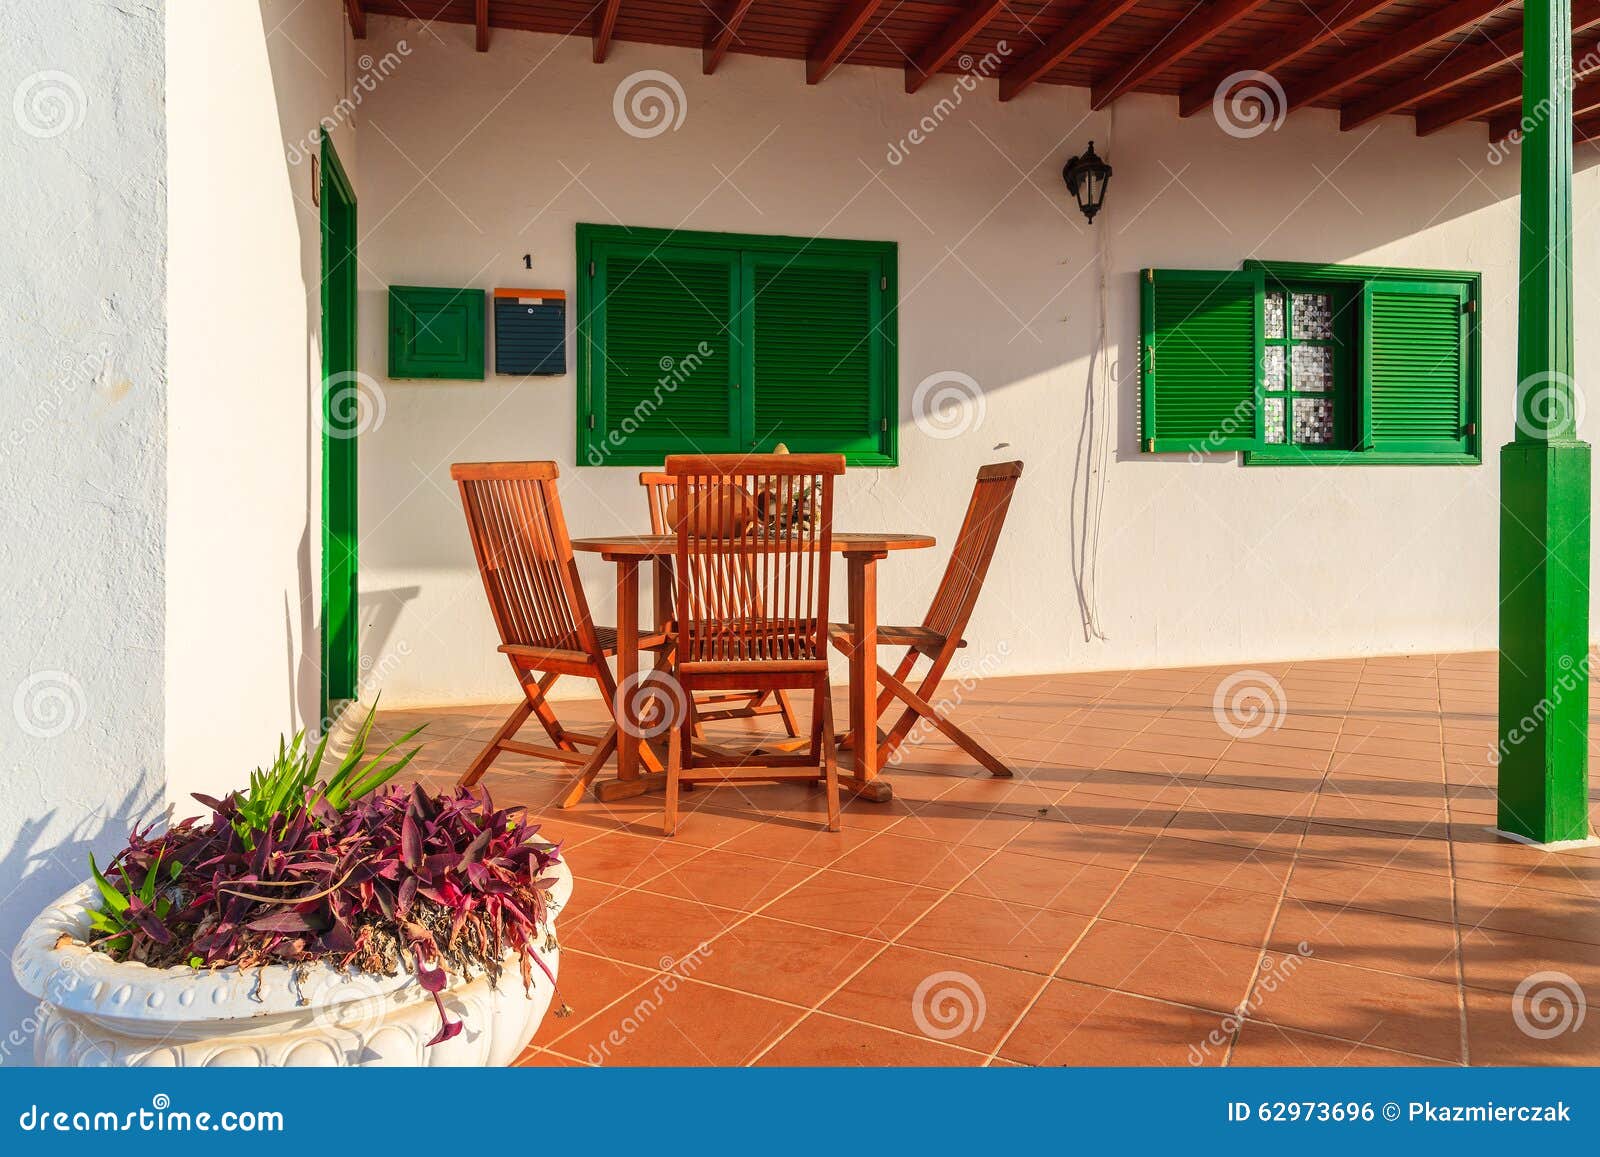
1359,279,1470,455
1140,268,1263,452
583,242,740,463
743,251,889,461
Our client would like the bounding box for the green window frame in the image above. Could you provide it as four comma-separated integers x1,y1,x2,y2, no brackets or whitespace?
1139,260,1481,466
576,224,898,466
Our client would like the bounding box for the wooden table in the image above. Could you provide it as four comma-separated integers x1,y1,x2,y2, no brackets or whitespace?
571,531,935,803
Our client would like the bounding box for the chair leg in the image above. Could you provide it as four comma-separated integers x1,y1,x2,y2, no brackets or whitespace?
558,724,618,808
875,662,1012,778
818,689,840,832
663,719,685,836
458,701,534,788
773,689,801,738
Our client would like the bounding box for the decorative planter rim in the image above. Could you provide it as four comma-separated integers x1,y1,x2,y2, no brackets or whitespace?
11,859,573,1025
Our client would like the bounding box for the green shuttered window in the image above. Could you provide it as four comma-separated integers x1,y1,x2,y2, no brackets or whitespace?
577,225,897,466
1139,261,1480,466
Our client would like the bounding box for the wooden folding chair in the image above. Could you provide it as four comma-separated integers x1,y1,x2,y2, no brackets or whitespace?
450,461,667,796
659,454,845,836
829,461,1023,777
640,471,800,738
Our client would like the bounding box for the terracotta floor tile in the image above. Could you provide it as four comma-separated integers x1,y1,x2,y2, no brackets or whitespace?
1459,924,1600,994
565,830,704,889
718,818,873,868
533,950,658,1048
553,977,803,1067
1242,955,1463,1062
830,830,987,890
560,889,742,969
1102,872,1279,948
1297,821,1453,876
1268,897,1458,985
640,847,814,912
819,945,1044,1054
1287,856,1456,924
1057,919,1263,1013
1002,819,1156,871
893,800,1035,849
1462,985,1600,1065
1454,878,1600,946
762,869,944,940
689,915,882,1005
956,850,1126,915
753,1012,985,1066
1000,979,1228,1066
1137,835,1296,896
1230,1021,1449,1066
900,892,1090,975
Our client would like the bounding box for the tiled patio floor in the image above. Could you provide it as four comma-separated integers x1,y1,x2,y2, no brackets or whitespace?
377,651,1600,1067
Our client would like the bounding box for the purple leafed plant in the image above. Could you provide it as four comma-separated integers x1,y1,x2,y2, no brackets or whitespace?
88,764,565,1046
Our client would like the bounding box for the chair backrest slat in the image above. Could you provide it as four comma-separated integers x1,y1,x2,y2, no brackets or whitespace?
923,461,1024,642
665,454,845,664
452,462,597,655
640,471,676,535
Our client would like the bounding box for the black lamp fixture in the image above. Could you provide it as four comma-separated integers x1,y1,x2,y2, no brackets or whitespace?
1063,140,1112,224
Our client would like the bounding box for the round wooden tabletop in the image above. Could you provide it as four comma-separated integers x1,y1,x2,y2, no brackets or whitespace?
571,531,936,557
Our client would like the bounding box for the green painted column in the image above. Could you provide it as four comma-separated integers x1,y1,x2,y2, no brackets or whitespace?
1498,0,1592,844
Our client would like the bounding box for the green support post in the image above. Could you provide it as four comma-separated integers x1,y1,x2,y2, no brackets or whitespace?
1498,0,1593,845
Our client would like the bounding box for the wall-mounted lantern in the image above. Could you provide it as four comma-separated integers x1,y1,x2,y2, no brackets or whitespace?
1063,140,1112,224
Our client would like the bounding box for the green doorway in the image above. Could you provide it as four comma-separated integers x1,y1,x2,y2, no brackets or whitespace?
320,130,358,721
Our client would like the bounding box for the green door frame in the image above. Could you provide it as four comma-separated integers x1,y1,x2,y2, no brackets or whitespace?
320,130,359,722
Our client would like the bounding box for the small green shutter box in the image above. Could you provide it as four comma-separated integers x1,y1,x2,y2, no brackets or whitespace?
1140,268,1263,452
746,252,882,457
388,286,485,380
1360,279,1471,454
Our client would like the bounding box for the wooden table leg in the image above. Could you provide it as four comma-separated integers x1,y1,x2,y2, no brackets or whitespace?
845,551,893,802
615,558,640,782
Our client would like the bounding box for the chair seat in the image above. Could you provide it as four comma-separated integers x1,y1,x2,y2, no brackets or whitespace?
827,622,964,654
593,625,670,654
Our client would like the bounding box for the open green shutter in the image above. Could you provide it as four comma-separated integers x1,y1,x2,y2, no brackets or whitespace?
585,242,740,462
1360,279,1470,454
1140,268,1263,452
744,251,888,460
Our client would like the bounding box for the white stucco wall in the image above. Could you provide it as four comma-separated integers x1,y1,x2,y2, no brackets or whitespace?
343,18,1595,706
164,0,356,815
0,0,167,1058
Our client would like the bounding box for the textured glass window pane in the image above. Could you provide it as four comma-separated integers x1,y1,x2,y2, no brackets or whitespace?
1292,397,1334,444
1264,345,1286,390
1292,344,1333,391
1264,397,1285,444
1264,292,1285,339
1291,292,1334,340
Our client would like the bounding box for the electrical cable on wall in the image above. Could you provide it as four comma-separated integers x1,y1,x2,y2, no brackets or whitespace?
1071,106,1113,643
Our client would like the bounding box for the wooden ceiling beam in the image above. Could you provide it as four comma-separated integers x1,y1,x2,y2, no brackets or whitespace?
1490,73,1600,140
1092,0,1275,110
998,0,1141,103
807,0,887,85
703,0,759,75
1286,0,1515,112
905,0,1006,95
594,0,623,63
1346,1,1600,130
476,0,490,52
347,0,366,39
1178,0,1395,118
1419,27,1600,134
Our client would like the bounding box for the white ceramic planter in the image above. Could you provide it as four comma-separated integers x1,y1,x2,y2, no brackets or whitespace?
11,859,571,1067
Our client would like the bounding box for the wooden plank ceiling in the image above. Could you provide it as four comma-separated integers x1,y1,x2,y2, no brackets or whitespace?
356,1,1600,142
